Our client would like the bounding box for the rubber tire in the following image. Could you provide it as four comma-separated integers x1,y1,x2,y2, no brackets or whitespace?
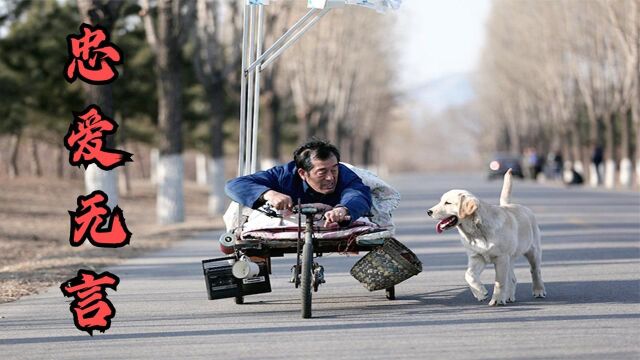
301,241,313,318
385,286,395,300
235,296,244,305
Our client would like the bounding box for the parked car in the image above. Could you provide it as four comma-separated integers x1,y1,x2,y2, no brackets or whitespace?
487,153,524,180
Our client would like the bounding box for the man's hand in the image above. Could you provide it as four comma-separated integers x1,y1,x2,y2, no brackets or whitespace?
323,206,350,227
262,190,293,210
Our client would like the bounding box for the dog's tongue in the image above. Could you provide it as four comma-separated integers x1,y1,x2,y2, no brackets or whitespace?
436,216,456,234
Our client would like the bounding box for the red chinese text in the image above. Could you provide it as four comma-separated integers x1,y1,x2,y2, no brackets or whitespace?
69,190,132,248
64,105,132,170
64,23,123,84
61,270,119,336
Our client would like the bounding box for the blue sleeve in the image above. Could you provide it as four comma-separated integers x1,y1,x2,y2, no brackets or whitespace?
224,166,285,209
339,176,372,222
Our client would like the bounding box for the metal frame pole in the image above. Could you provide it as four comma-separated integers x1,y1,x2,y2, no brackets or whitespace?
239,6,333,177
259,8,330,71
245,9,320,75
237,4,250,177
244,5,257,175
250,5,265,173
236,4,251,229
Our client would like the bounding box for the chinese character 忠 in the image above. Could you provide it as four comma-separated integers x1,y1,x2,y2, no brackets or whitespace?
64,23,123,84
61,270,119,335
69,190,132,248
64,105,133,170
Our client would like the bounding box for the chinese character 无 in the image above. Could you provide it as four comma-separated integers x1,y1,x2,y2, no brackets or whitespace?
61,270,120,336
69,190,132,248
64,23,123,84
64,105,133,170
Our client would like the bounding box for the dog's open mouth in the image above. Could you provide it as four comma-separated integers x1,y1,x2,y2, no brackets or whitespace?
436,215,458,233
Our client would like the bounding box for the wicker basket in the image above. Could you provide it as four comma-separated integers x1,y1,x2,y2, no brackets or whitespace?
350,238,422,291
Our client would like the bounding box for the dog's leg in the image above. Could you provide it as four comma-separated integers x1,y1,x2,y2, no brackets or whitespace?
489,255,509,306
465,254,488,301
507,256,517,303
525,247,546,298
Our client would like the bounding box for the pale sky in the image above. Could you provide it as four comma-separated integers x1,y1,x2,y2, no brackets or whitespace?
394,0,492,90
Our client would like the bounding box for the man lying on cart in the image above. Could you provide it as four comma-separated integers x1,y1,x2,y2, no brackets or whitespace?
226,139,376,227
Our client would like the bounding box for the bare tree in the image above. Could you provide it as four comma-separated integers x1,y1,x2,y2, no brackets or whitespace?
476,0,640,188
141,0,193,224
603,0,639,187
76,0,124,209
193,0,242,215
259,3,293,169
282,5,397,165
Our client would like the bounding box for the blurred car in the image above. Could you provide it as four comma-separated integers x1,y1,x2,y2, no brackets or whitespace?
487,153,524,180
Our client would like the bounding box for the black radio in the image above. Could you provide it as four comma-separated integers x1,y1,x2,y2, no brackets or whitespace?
202,256,271,300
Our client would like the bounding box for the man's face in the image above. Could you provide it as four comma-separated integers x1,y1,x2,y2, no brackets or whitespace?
298,155,339,195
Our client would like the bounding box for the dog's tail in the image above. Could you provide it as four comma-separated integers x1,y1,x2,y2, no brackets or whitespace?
500,168,513,206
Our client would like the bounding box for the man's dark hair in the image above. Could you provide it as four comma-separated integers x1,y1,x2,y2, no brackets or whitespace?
293,139,341,172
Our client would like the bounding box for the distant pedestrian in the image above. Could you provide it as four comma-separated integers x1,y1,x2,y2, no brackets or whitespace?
551,151,563,180
591,144,604,185
524,147,541,180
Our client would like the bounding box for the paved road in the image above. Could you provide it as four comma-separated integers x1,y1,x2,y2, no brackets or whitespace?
1,173,639,359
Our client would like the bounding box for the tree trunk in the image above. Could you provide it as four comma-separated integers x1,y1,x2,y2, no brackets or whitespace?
155,0,184,224
261,90,281,169
29,138,42,177
604,113,616,188
586,116,600,187
352,135,364,166
561,133,573,183
507,117,520,155
119,162,131,196
208,157,226,215
8,133,21,178
56,145,64,179
315,112,328,140
297,108,310,144
134,142,148,179
117,114,131,196
570,128,584,177
77,0,123,207
196,153,207,186
157,154,184,224
150,148,159,184
206,80,225,212
308,110,323,139
80,78,118,206
362,137,373,167
619,109,632,187
85,166,119,208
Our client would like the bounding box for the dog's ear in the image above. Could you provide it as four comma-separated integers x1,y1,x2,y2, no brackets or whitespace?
459,195,478,219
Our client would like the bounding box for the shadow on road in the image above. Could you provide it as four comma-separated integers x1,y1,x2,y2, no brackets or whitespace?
3,309,638,346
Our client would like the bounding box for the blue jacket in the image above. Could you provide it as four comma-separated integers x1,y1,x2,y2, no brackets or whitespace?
225,161,372,222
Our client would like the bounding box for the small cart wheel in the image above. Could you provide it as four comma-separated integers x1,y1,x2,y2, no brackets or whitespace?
385,286,395,300
301,238,313,318
235,296,244,305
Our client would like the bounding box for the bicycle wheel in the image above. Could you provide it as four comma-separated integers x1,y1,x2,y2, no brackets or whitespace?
301,237,313,318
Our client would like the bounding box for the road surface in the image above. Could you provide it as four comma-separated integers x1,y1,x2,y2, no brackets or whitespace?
1,173,639,359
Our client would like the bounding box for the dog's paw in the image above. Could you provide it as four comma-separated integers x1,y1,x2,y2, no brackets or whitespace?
488,298,507,306
507,296,516,303
471,288,488,301
533,289,546,298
